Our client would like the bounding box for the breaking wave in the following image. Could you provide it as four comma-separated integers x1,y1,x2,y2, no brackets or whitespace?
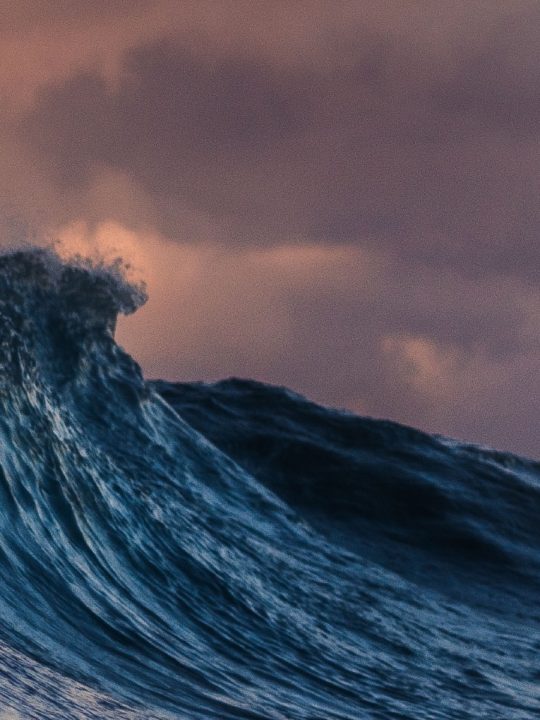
0,248,538,719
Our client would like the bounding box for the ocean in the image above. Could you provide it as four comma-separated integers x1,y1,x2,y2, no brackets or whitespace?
0,248,538,719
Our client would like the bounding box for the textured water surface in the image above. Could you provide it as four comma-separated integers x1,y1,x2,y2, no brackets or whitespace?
0,249,538,719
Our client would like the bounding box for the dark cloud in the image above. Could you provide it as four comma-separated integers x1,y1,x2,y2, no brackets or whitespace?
21,43,308,202
20,16,540,280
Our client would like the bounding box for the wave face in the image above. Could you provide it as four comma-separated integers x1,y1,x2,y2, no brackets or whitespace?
0,248,539,720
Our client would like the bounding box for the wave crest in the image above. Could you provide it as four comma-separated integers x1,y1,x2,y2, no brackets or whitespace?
0,248,146,384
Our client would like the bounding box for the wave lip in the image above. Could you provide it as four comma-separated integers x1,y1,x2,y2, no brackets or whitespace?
0,249,538,719
0,247,146,386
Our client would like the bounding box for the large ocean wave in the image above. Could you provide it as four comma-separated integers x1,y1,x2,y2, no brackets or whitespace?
0,248,538,719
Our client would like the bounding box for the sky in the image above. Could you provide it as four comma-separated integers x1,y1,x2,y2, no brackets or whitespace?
0,1,539,458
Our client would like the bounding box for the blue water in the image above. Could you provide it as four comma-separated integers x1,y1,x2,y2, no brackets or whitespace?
0,248,538,719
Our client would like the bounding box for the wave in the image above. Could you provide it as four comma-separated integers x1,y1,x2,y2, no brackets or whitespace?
0,248,538,719
155,379,540,593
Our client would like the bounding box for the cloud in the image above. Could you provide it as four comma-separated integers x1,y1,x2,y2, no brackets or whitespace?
17,6,540,283
382,333,540,456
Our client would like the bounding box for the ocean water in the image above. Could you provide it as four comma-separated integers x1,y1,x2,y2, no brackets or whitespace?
0,248,538,719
